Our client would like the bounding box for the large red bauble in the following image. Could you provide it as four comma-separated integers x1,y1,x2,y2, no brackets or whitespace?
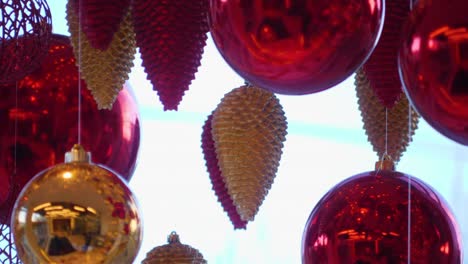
209,0,384,94
302,170,462,264
0,34,140,224
399,0,468,145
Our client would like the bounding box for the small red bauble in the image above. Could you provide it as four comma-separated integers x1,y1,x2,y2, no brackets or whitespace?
0,0,52,84
0,34,140,224
399,0,468,145
209,0,384,94
302,170,462,264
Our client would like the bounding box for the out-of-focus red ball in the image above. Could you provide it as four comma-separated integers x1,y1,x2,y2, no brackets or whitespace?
399,0,468,145
209,0,384,94
302,170,462,264
0,34,140,224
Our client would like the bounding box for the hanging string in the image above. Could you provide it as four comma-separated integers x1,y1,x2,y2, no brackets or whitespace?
13,82,18,177
77,0,82,144
376,108,389,173
407,1,414,263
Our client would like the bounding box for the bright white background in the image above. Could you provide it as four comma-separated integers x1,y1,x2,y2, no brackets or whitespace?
50,2,468,263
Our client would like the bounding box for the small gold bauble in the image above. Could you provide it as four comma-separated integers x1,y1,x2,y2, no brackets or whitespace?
142,232,207,264
11,144,143,264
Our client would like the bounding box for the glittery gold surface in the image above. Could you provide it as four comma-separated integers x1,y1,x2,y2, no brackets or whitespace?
11,145,142,264
211,85,287,222
142,232,207,264
67,1,136,109
355,70,419,164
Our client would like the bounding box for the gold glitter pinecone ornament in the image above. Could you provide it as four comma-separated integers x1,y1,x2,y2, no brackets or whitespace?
142,232,207,264
67,0,136,109
355,70,419,164
211,84,288,222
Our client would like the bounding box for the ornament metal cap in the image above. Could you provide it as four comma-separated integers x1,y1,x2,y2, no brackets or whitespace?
64,144,91,163
375,154,395,171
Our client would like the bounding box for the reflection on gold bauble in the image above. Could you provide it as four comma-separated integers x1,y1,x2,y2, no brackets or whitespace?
11,144,142,264
142,232,207,264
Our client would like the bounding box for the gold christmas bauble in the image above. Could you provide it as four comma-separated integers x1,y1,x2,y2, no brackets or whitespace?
11,144,143,264
142,232,207,264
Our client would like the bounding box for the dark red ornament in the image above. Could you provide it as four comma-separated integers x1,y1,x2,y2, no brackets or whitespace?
132,0,210,110
302,170,462,264
0,0,52,84
71,0,131,50
399,0,468,145
0,34,140,225
201,114,247,229
362,0,410,108
209,0,384,95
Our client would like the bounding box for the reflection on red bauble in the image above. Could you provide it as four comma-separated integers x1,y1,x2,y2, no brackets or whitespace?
302,170,462,264
0,34,140,224
209,0,384,94
399,0,468,145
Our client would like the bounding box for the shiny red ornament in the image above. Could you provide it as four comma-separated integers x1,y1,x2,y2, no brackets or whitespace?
209,0,384,95
362,0,410,108
71,0,131,50
201,114,248,229
0,34,140,225
399,0,468,145
132,0,210,110
0,0,52,84
302,170,462,264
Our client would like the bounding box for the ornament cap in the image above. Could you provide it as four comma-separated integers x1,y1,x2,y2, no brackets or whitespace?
375,154,395,171
167,231,180,244
65,144,91,163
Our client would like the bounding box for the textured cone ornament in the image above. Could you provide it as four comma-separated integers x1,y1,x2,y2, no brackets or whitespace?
201,114,248,229
362,0,411,108
72,0,131,50
132,0,209,110
355,70,419,164
211,85,288,222
142,232,207,264
67,1,136,109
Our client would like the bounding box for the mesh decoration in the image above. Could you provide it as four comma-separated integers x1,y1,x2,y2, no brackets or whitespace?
67,0,136,109
362,0,411,108
201,114,248,229
70,0,131,51
132,0,209,110
355,70,419,164
210,84,287,223
0,224,20,264
142,232,207,264
0,0,52,84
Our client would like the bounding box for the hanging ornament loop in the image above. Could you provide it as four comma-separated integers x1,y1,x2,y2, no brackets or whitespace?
168,231,180,244
64,144,91,163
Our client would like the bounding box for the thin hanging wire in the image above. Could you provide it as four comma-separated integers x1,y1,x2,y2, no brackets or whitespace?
77,0,83,144
376,108,389,173
13,82,18,177
407,1,414,263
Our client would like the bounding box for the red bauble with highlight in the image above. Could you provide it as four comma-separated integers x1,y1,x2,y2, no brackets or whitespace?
399,0,468,145
209,0,384,94
302,170,462,264
0,34,140,224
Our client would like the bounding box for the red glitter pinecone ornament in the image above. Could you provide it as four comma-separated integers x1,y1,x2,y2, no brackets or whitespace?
132,0,209,110
362,0,411,108
71,0,131,50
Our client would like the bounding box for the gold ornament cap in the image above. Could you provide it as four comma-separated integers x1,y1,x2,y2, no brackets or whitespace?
375,154,396,171
64,144,91,163
142,232,207,264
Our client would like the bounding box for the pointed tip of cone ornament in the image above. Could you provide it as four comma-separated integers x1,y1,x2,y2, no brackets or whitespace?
355,70,419,164
132,0,209,111
67,1,135,109
201,114,248,229
211,84,287,223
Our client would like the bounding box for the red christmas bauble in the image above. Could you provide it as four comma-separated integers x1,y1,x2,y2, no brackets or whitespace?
399,0,468,145
0,34,140,224
0,0,52,84
302,170,462,263
209,0,384,94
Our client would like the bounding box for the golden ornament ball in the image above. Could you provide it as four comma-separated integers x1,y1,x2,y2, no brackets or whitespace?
142,232,207,264
11,144,143,264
